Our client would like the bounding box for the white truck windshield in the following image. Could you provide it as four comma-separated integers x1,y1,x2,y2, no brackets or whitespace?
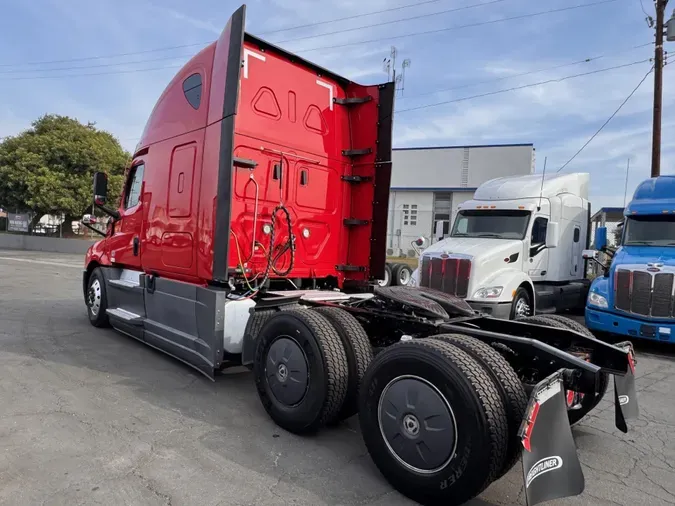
624,215,675,246
451,209,531,240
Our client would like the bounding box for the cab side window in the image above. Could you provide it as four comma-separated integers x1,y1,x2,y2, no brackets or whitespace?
124,163,145,209
531,217,548,244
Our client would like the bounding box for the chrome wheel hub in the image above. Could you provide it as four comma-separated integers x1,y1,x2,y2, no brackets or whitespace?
515,298,531,317
88,279,102,316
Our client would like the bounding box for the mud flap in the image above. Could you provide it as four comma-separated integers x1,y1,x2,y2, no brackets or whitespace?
613,341,639,433
519,371,584,506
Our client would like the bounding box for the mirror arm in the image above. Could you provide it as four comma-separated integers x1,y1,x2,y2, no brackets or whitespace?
94,202,120,220
80,221,107,237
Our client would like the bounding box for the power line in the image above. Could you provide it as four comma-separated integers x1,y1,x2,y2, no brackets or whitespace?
395,58,652,113
274,0,508,45
556,64,654,172
0,65,183,81
0,54,195,75
401,42,653,99
295,0,623,53
0,0,476,67
0,42,209,68
257,0,445,35
0,0,619,68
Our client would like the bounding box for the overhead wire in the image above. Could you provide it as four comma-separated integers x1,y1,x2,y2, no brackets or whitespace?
395,58,653,113
0,0,619,68
0,54,196,75
400,42,654,100
256,0,446,35
273,0,508,45
556,63,655,172
0,0,473,67
292,0,624,53
0,65,184,81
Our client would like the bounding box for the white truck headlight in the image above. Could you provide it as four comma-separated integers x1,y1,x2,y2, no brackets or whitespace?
588,291,608,308
473,286,503,299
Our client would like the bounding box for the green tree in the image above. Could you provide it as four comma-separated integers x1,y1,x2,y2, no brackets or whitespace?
0,114,130,234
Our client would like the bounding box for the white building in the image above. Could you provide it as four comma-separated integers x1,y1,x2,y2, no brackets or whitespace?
387,143,535,256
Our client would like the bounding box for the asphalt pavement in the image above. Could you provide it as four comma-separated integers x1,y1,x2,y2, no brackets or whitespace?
1,250,675,506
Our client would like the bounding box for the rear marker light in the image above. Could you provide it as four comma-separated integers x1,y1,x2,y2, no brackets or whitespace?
522,401,540,452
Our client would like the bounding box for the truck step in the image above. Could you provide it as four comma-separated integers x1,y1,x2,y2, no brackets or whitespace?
109,279,140,289
106,308,144,325
534,306,557,315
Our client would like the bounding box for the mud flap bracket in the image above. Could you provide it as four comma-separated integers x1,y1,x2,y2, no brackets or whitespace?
519,370,585,506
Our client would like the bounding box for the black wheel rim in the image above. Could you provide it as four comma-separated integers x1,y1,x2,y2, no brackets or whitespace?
265,336,309,406
378,375,457,474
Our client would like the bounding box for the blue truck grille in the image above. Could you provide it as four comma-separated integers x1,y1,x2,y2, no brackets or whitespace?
614,268,675,318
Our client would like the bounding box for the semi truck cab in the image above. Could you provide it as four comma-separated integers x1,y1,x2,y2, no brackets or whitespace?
585,176,675,342
411,172,591,319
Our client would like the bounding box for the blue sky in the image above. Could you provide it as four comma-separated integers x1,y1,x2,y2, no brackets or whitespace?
0,0,673,209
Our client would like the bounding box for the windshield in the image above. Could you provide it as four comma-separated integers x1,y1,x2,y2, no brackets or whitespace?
623,215,675,246
451,209,531,240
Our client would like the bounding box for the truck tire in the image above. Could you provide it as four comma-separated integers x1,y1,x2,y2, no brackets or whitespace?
377,263,392,287
509,286,533,319
242,309,276,370
311,306,374,422
358,338,508,506
534,315,610,426
392,263,413,286
428,334,527,478
535,314,592,337
253,309,349,434
515,315,569,329
86,267,110,328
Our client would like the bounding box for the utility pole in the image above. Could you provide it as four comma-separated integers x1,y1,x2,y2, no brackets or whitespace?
650,0,674,177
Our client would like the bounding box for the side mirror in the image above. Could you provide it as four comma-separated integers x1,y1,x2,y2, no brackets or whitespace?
545,221,559,248
582,249,598,260
434,221,444,241
595,226,608,250
93,171,108,205
412,236,426,256
82,214,97,225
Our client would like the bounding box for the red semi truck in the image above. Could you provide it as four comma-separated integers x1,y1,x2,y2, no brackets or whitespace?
81,5,639,505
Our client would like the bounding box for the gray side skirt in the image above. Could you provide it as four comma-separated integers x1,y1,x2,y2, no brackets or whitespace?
101,267,227,381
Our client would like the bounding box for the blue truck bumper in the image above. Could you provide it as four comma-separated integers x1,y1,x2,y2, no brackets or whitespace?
586,307,675,342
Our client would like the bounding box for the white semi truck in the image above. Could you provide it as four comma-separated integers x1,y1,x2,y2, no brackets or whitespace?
411,172,592,319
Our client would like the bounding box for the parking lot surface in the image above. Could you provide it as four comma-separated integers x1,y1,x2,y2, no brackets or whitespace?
1,250,675,506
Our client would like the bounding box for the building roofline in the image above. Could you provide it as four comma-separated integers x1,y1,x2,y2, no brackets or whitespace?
393,143,534,151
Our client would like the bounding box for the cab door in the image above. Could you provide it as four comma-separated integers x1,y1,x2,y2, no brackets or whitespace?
108,161,145,269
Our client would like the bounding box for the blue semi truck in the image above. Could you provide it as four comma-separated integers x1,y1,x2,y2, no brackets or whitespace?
585,175,675,342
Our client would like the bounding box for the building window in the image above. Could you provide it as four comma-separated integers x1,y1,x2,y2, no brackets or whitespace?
402,204,417,226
